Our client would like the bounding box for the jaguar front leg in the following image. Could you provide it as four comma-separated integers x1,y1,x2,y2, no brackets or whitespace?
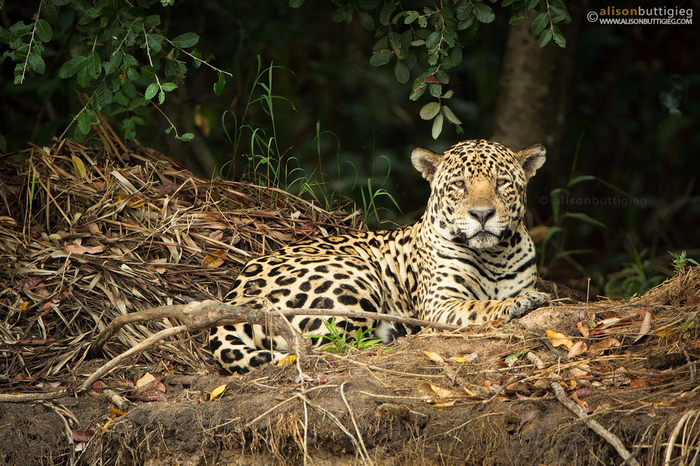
501,290,551,322
427,291,550,326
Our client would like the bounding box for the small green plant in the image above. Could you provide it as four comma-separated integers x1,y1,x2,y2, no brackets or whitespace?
309,318,382,353
604,242,664,299
222,59,401,230
669,250,699,271
539,134,609,272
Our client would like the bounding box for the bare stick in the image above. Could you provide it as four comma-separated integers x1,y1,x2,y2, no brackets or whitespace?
296,392,368,463
0,390,72,403
81,325,187,391
88,300,459,357
664,410,698,466
341,382,373,465
244,384,336,428
527,352,641,466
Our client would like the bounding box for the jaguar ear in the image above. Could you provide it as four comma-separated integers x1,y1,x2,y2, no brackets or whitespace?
517,144,546,180
411,148,443,183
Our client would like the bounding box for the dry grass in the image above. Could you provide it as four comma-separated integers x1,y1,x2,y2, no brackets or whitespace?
0,132,360,382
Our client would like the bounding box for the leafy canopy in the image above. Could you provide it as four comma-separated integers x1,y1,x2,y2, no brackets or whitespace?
1,0,569,142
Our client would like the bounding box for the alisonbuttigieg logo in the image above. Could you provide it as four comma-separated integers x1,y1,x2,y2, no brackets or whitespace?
587,6,693,25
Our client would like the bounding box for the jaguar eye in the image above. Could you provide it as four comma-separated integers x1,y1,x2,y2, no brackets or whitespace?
496,178,508,187
453,180,465,188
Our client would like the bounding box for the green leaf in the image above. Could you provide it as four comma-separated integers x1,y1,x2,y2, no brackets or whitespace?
126,67,139,81
104,55,120,75
442,105,462,125
538,29,553,47
425,31,441,50
214,71,226,96
443,27,457,47
0,28,12,45
429,83,442,97
35,19,52,42
531,12,549,36
146,33,162,53
380,2,397,26
87,50,101,79
418,15,427,28
431,113,444,139
76,67,90,88
542,226,564,246
77,110,91,135
509,14,526,25
419,102,441,120
456,3,472,20
123,54,138,67
567,175,597,188
27,53,45,74
143,15,161,28
144,82,159,100
171,32,199,48
552,29,566,48
358,12,375,30
369,51,393,66
404,10,419,24
549,187,568,221
161,82,177,91
410,83,426,101
180,132,195,142
9,21,33,36
158,90,165,104
435,70,449,84
42,3,59,25
450,46,463,66
564,212,607,229
472,4,495,23
141,65,157,79
125,97,148,110
289,0,305,7
394,61,409,84
58,56,87,78
332,5,353,23
96,81,113,108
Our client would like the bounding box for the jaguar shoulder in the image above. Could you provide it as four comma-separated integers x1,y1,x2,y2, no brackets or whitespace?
209,139,550,373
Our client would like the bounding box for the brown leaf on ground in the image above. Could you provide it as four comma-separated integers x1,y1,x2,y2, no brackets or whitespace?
546,329,574,349
65,244,104,255
588,337,621,355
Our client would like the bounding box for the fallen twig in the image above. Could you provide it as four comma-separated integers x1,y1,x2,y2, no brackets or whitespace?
664,410,699,466
527,352,641,466
81,326,187,391
341,382,373,466
88,300,459,358
0,389,72,402
296,392,369,464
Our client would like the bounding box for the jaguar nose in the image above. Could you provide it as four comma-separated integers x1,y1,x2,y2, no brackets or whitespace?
469,208,495,227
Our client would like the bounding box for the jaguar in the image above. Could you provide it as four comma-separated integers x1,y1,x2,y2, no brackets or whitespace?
209,139,550,373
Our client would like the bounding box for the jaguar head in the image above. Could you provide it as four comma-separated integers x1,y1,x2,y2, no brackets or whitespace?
412,139,545,249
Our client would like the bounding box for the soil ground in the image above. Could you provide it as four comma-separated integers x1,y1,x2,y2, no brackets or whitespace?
3,287,700,466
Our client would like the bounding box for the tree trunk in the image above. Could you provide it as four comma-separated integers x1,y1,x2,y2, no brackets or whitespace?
491,6,581,166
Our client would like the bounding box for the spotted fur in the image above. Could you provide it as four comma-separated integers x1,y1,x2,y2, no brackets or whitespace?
209,139,550,373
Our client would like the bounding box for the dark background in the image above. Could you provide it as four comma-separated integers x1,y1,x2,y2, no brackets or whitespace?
1,1,698,296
